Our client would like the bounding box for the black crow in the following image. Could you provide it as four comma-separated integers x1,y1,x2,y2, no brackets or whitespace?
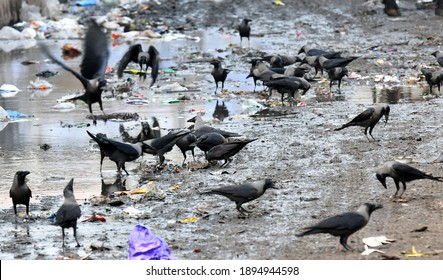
431,51,443,67
238,19,252,47
142,129,191,166
318,56,357,76
10,171,32,217
382,0,401,17
117,44,160,87
54,178,81,247
42,21,109,123
376,161,443,198
175,133,197,165
206,138,258,167
298,46,342,58
201,179,276,215
421,68,443,94
187,116,241,138
87,130,144,175
297,203,383,251
195,132,226,159
210,60,231,94
335,105,390,141
328,67,348,92
266,76,311,105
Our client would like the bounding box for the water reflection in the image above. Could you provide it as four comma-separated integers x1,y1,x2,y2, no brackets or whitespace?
101,177,127,196
212,100,229,121
315,85,428,104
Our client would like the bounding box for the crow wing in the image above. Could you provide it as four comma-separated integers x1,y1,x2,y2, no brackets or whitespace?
117,44,143,78
80,21,109,80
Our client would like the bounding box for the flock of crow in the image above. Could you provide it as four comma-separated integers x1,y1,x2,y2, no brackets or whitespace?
7,14,443,253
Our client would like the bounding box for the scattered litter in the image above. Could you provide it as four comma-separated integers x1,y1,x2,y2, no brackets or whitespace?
179,216,197,224
62,44,82,59
168,185,181,191
142,183,166,201
161,99,181,104
123,206,143,216
52,102,76,111
21,60,40,65
209,170,237,175
0,26,24,40
123,69,148,75
130,187,147,194
155,82,188,93
82,213,106,222
361,244,385,256
411,226,428,232
125,97,150,105
36,70,58,78
40,143,51,151
297,102,306,107
404,245,426,257
0,84,20,97
128,225,174,260
5,110,31,120
362,236,396,247
28,78,53,90
273,1,285,6
74,0,97,7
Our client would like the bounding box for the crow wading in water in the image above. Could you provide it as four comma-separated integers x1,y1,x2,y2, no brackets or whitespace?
54,179,81,247
10,171,32,218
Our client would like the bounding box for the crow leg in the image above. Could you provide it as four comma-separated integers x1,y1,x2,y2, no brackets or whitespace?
392,180,401,198
122,163,129,176
62,228,66,247
340,236,352,251
398,182,407,198
73,225,80,247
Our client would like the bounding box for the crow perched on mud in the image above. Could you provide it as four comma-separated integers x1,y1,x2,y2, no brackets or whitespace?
206,138,258,167
210,60,231,94
328,67,348,92
431,51,443,67
298,45,342,58
317,56,357,76
266,76,311,105
296,203,383,251
117,44,160,87
194,132,226,159
87,130,144,175
10,171,32,218
200,179,276,215
142,129,191,166
187,116,241,138
54,178,81,247
238,18,252,47
41,21,109,123
175,132,197,165
375,161,443,198
334,105,390,141
421,68,443,94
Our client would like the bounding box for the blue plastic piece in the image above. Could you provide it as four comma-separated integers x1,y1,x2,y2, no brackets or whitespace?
128,225,174,260
5,110,29,120
74,0,96,6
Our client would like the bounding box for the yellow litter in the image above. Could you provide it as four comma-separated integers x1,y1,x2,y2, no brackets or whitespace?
168,185,181,191
405,245,426,257
179,217,197,224
273,1,285,6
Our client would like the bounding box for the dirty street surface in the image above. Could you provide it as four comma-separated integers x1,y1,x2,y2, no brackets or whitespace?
0,0,443,261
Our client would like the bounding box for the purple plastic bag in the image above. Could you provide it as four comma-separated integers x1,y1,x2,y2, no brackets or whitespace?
128,225,174,260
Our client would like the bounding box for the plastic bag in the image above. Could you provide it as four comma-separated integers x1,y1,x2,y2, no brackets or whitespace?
128,225,174,260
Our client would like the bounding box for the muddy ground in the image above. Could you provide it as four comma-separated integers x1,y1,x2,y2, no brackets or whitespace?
1,0,443,260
